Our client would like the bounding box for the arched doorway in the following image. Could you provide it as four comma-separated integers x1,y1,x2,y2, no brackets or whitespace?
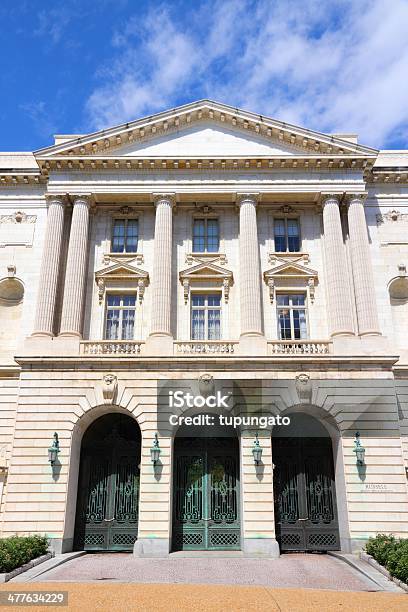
172,417,240,551
272,413,340,552
74,413,141,551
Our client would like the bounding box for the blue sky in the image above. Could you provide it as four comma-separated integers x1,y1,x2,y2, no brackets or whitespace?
1,0,408,151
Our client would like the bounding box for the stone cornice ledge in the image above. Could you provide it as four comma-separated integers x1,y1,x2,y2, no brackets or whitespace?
14,354,399,372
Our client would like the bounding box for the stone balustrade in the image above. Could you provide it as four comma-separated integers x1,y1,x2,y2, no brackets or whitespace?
268,341,332,355
175,341,237,354
80,341,144,355
79,340,332,356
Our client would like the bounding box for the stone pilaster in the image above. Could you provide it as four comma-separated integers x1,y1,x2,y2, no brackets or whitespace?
32,195,66,337
322,194,355,337
347,194,381,336
59,195,91,337
237,194,267,354
146,193,175,355
241,430,280,557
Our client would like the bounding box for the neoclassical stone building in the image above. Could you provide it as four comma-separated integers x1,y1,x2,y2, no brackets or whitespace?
1,100,408,557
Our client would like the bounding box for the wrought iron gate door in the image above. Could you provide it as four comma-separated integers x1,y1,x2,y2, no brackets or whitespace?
172,437,240,550
74,429,140,551
273,437,340,552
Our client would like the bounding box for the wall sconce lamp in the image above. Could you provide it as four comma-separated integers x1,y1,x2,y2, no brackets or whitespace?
353,432,366,466
150,433,161,465
252,433,263,465
48,432,60,465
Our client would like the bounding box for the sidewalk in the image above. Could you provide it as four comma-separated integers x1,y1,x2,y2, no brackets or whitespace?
1,583,407,611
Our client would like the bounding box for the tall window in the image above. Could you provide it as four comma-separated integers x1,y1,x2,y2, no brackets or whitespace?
112,219,138,253
105,294,136,340
274,218,300,252
191,294,221,340
193,218,219,252
277,294,307,340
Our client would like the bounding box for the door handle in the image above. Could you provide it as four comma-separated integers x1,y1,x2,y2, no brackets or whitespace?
104,517,115,522
298,517,309,521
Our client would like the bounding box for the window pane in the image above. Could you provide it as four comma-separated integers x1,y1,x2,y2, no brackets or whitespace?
107,295,121,307
193,219,205,252
123,295,136,307
125,220,138,253
278,310,291,339
192,309,205,340
207,294,221,307
274,219,286,252
207,219,219,252
112,220,125,253
122,309,135,340
208,309,221,340
277,295,289,306
106,309,120,340
292,309,301,339
287,219,300,251
290,294,305,306
298,309,307,339
287,219,299,236
192,295,205,306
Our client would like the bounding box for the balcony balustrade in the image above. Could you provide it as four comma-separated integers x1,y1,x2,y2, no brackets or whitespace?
175,341,237,354
267,340,332,355
80,341,144,355
79,339,332,356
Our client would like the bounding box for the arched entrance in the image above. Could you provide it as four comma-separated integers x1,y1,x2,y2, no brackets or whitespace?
172,418,240,551
272,413,340,552
74,413,141,551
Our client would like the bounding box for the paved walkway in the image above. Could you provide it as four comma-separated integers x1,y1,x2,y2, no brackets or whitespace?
20,553,384,590
1,582,407,612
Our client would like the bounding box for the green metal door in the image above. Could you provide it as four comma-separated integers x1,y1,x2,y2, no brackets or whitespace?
74,415,141,551
172,437,240,550
273,436,340,551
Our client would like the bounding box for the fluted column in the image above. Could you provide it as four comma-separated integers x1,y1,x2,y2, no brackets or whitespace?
237,194,266,353
59,195,91,337
32,195,66,336
322,194,354,337
347,194,380,336
149,193,175,339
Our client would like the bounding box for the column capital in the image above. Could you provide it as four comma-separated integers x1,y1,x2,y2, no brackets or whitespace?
320,192,343,207
69,193,93,207
152,193,176,208
236,193,260,207
344,192,368,206
45,193,67,206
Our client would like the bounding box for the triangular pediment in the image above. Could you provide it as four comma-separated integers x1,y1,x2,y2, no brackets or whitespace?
264,261,318,279
35,100,377,160
91,123,307,158
95,262,149,280
180,261,233,281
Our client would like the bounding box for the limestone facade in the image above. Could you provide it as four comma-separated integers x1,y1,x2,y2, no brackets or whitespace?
0,101,408,556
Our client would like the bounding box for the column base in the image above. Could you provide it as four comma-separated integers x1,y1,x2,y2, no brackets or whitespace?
239,333,267,356
30,331,53,338
242,537,280,558
23,334,80,356
23,335,79,356
145,333,174,356
333,334,390,356
133,538,170,557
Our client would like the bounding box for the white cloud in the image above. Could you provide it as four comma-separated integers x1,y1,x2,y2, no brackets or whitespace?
85,0,408,147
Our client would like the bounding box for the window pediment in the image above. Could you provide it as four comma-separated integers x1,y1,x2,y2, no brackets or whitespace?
264,261,318,304
95,262,149,304
179,262,233,304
